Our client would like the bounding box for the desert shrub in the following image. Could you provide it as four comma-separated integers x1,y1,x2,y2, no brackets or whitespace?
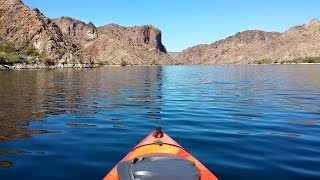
290,58,301,64
284,57,320,64
0,51,22,63
20,45,39,57
0,43,15,53
0,43,20,64
39,52,49,61
43,59,54,66
7,54,21,63
151,59,160,65
253,59,273,64
38,52,53,66
301,57,320,63
74,55,85,64
121,59,129,66
97,60,109,66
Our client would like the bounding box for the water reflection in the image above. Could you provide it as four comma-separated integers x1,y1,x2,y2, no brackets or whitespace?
0,65,320,180
0,160,13,168
0,149,30,155
0,67,164,143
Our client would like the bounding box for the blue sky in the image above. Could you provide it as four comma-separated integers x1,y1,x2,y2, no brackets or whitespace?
22,0,320,52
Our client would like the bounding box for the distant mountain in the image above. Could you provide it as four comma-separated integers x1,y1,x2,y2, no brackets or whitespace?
176,19,320,64
0,0,173,66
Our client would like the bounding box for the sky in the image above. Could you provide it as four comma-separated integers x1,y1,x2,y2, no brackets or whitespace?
22,0,320,52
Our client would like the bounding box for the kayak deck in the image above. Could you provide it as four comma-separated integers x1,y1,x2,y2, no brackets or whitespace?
103,128,218,180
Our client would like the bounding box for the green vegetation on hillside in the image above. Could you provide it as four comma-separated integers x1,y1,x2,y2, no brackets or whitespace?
0,43,14,53
283,57,320,64
20,45,39,57
253,57,320,64
0,51,21,63
151,59,160,66
0,42,52,65
253,59,273,64
97,60,110,66
0,43,22,63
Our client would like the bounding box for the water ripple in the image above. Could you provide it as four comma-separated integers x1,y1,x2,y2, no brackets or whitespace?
0,65,320,179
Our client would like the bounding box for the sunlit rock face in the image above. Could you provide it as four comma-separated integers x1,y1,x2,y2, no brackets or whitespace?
176,19,320,64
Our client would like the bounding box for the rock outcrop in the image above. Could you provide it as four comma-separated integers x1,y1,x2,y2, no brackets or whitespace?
177,19,320,64
0,0,81,63
84,24,171,65
52,17,98,44
53,17,173,65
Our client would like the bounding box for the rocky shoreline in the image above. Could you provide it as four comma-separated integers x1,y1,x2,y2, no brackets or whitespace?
0,62,100,70
2,62,320,71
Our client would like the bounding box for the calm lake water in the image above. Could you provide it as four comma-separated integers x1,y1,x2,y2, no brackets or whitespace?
0,65,320,179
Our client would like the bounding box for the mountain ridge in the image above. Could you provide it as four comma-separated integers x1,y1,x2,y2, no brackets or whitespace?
176,19,320,64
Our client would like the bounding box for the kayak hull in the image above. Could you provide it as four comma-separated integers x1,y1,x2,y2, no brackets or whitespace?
103,130,218,180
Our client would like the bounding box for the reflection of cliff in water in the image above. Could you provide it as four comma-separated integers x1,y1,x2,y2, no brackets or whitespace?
0,70,52,142
0,67,164,142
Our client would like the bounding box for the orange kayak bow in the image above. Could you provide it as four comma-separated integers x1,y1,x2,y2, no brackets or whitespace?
103,127,218,180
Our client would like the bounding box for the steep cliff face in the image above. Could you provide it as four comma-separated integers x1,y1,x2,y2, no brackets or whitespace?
52,17,98,44
177,19,320,64
84,24,171,65
52,18,173,65
0,0,80,62
98,24,167,52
